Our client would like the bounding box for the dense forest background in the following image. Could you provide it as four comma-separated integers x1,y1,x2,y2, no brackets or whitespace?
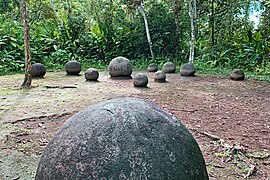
0,0,269,80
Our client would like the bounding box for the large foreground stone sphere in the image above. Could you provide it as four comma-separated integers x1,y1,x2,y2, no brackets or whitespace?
147,63,158,72
31,63,46,77
85,68,99,81
65,60,81,75
108,56,132,77
35,98,209,180
180,63,196,76
133,73,148,87
154,70,166,82
230,69,245,81
162,62,176,73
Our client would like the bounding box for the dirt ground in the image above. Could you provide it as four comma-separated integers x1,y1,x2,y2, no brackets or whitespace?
0,70,269,180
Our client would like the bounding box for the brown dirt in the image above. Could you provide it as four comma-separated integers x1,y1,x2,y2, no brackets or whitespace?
0,71,269,179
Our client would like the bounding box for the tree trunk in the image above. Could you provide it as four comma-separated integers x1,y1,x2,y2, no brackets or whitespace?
173,0,181,58
20,0,32,88
188,0,196,64
137,3,154,59
211,0,215,46
263,3,269,41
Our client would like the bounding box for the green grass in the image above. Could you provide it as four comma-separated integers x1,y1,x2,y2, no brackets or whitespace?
194,61,270,82
0,87,19,96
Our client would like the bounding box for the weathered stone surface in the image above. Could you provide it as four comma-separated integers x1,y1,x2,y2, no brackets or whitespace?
133,73,148,87
85,68,99,81
230,69,245,81
147,63,158,72
108,56,132,77
35,98,209,180
31,63,46,77
65,61,81,75
180,63,196,76
162,62,176,73
154,70,166,82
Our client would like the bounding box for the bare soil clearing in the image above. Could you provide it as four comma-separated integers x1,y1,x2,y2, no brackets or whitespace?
0,71,269,179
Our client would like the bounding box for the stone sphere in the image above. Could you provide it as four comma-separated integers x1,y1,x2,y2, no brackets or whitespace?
85,68,99,81
180,63,196,76
31,63,46,77
65,61,81,75
35,98,209,180
162,62,176,73
147,63,158,72
108,56,132,77
154,70,166,82
230,69,245,81
133,73,148,87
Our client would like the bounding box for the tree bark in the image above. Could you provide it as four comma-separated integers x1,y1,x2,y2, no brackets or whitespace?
188,0,196,64
263,3,269,41
211,0,215,46
173,0,181,58
20,0,32,88
137,3,154,60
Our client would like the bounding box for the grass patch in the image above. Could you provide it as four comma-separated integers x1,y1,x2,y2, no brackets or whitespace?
194,61,270,82
0,87,19,96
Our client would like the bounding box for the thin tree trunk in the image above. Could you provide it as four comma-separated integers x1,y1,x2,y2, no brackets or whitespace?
194,0,197,36
20,0,32,88
174,15,180,56
211,0,215,46
137,3,154,59
188,0,196,64
263,4,269,40
173,0,181,58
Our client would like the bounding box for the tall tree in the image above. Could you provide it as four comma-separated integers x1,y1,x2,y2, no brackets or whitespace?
262,1,270,41
20,0,32,88
210,0,215,46
188,0,196,64
172,0,182,58
137,2,154,59
126,0,154,59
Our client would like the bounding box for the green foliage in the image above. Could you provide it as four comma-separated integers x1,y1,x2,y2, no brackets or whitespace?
195,59,270,82
0,0,269,83
0,0,19,15
149,2,179,58
196,28,269,73
0,19,24,74
194,0,269,78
